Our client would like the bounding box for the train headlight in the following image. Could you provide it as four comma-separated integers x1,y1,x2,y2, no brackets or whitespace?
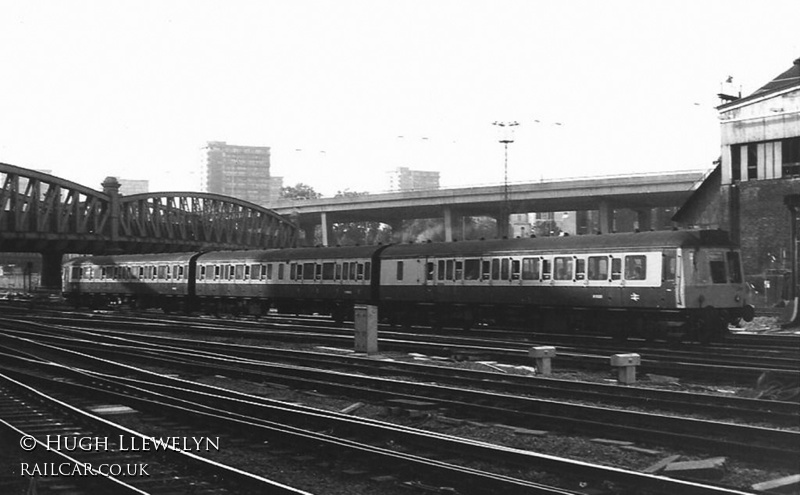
735,295,741,302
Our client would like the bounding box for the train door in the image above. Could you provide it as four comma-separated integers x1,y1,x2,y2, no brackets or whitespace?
423,257,437,302
607,255,624,308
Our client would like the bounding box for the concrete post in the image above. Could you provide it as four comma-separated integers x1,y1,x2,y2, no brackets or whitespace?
610,353,641,384
354,304,378,354
529,346,556,375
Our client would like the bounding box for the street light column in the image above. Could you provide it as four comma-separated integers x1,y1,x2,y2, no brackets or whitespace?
492,121,519,238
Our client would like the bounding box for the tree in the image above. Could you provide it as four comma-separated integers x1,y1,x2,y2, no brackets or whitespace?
331,190,391,245
280,183,322,200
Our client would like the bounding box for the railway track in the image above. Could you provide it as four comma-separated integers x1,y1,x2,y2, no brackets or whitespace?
1,320,797,490
3,319,797,425
23,310,798,387
0,344,762,495
0,372,312,495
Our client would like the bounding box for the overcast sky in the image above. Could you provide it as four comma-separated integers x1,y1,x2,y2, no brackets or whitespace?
1,1,799,197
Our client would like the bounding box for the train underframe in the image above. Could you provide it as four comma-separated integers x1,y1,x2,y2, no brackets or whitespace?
65,291,751,344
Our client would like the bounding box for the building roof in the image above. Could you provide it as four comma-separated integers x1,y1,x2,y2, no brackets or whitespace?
718,57,800,110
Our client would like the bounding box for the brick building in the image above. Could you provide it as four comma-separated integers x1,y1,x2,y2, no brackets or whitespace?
675,57,800,303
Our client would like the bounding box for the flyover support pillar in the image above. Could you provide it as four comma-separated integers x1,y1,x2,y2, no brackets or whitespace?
388,220,405,243
39,252,64,291
635,209,652,232
443,206,454,242
301,224,316,246
320,212,334,247
598,201,614,234
495,212,510,239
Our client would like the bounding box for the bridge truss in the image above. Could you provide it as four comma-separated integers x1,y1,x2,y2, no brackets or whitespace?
0,163,297,287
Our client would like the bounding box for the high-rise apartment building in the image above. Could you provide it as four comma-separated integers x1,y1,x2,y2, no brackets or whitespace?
386,167,440,192
203,141,283,206
117,178,149,195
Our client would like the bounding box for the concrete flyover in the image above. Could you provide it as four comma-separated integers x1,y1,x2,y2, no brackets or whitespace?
0,163,298,288
271,170,708,245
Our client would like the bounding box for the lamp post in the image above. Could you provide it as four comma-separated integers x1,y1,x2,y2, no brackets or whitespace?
492,121,519,238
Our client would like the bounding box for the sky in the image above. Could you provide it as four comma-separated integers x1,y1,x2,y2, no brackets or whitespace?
1,1,799,198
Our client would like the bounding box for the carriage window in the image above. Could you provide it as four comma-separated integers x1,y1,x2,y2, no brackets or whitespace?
322,262,335,280
542,259,552,280
157,265,167,279
510,259,521,280
662,253,676,282
522,258,539,280
341,262,348,281
611,257,622,280
491,259,500,280
265,264,273,280
575,259,586,280
177,265,185,280
290,263,297,280
228,265,235,280
554,257,573,280
278,263,285,280
303,262,316,280
244,265,251,279
140,266,146,279
357,263,365,280
708,252,727,284
501,258,510,280
446,260,454,280
350,262,358,280
235,264,245,280
454,260,463,280
396,261,404,281
199,265,206,280
335,263,343,280
464,259,480,280
71,266,81,279
250,264,260,280
101,267,108,279
624,256,646,280
726,252,742,283
426,262,435,281
315,263,323,280
438,260,446,281
365,262,371,280
481,260,491,280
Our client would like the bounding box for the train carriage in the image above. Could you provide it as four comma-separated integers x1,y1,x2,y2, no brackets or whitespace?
61,229,753,343
377,230,753,341
62,252,198,310
194,245,385,319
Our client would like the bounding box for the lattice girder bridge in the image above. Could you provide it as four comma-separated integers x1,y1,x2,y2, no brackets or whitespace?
0,163,298,288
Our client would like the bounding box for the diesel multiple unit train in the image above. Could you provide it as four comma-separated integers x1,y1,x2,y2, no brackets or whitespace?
63,229,755,342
